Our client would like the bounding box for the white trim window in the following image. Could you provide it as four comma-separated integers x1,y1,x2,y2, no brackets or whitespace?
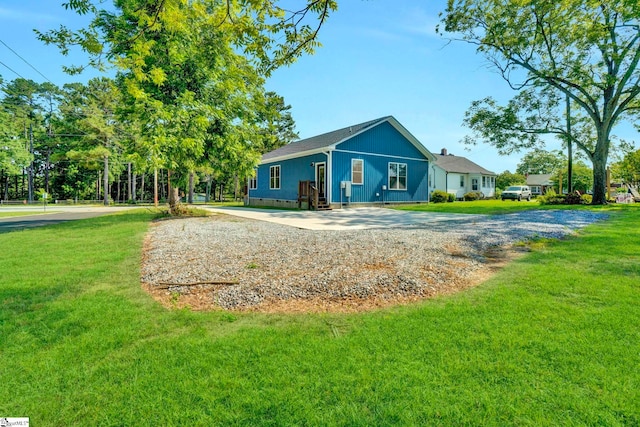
249,172,257,190
482,176,487,187
269,165,281,190
388,162,407,190
472,178,479,191
460,175,465,188
352,159,363,185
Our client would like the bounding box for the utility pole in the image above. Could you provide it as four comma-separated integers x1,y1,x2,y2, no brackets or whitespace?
566,95,573,193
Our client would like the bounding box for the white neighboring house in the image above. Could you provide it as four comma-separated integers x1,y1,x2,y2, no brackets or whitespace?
430,149,497,199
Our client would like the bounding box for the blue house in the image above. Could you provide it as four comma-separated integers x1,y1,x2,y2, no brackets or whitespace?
248,116,436,209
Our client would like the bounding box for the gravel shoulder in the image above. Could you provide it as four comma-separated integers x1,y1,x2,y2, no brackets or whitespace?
140,209,606,313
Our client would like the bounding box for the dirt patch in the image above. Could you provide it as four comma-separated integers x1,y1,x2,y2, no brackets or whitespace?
142,242,528,314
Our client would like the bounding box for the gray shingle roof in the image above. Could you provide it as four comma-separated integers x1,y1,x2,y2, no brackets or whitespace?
433,154,495,175
262,116,392,161
526,174,554,186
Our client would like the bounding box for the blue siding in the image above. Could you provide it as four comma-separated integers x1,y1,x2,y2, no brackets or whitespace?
331,151,429,203
336,121,426,159
250,153,327,200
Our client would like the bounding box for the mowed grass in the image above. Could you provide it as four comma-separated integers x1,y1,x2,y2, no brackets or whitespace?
1,207,639,425
394,198,598,214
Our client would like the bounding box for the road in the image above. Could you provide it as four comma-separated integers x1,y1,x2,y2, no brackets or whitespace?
0,206,138,233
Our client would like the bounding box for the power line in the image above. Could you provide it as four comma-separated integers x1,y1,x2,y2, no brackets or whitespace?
0,59,27,80
0,38,54,84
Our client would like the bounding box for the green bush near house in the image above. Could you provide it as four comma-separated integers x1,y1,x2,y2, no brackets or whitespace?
463,192,480,201
447,192,456,202
431,190,449,203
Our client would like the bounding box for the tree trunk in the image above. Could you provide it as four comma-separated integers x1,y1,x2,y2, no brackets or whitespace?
592,155,608,204
2,170,7,202
116,175,121,204
205,175,211,202
167,170,181,215
154,168,158,207
127,162,132,202
188,171,194,204
591,129,611,205
140,172,144,202
132,171,137,203
103,156,109,205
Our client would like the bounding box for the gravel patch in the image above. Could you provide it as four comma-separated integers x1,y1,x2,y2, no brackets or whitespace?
140,209,606,312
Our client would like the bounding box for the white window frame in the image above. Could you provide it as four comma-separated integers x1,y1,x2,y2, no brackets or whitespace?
351,159,364,185
248,172,257,190
460,175,465,188
269,165,281,190
482,176,487,187
388,162,408,191
472,178,479,191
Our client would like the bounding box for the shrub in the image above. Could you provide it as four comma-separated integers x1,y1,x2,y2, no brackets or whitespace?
564,192,582,205
447,193,456,202
463,192,480,201
539,189,592,205
431,190,448,203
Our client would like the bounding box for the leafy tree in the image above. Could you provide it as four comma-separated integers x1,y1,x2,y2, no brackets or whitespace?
516,149,566,175
612,148,640,185
1,78,48,201
0,102,31,200
256,91,299,154
39,0,327,212
58,78,123,205
551,161,593,194
441,0,640,204
496,170,526,190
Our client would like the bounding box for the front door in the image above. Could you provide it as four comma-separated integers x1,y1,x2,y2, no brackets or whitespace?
316,162,326,197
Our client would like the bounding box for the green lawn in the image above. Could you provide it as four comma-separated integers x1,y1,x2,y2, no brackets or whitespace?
1,207,639,425
394,198,599,214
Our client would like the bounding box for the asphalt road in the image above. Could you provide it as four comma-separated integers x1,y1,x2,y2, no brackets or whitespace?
0,207,136,233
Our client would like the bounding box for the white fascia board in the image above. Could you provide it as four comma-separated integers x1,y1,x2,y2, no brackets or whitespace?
259,148,331,165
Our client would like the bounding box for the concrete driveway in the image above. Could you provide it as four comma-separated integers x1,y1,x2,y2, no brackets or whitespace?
207,206,485,231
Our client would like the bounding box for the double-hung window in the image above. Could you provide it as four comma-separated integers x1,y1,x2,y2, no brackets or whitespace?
249,175,257,190
352,159,363,185
388,162,407,190
269,165,280,190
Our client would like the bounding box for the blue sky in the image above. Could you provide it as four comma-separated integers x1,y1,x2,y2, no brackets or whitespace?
1,1,636,173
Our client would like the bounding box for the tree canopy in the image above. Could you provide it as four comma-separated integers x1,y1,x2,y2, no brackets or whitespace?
36,0,334,211
516,149,566,175
441,0,640,204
